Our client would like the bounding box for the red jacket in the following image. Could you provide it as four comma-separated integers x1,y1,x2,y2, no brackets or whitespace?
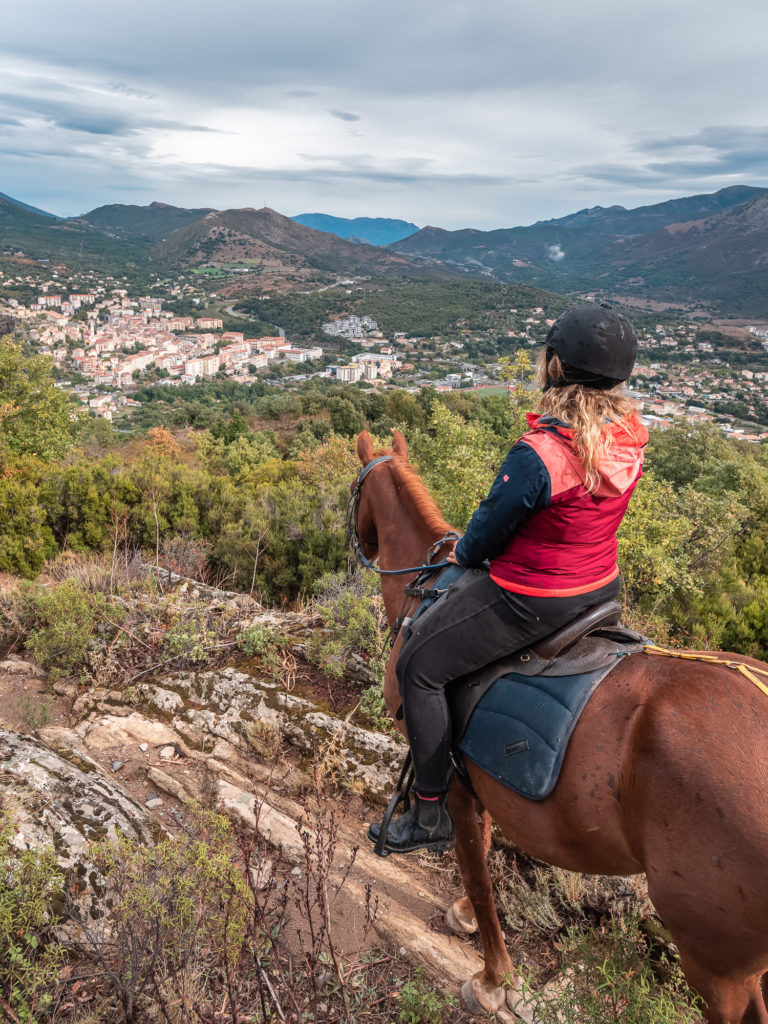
454,413,648,597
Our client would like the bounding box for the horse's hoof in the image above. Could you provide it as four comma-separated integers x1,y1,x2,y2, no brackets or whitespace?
460,978,505,1016
446,899,478,936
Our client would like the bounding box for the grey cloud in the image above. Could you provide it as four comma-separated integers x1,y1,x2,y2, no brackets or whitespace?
328,110,360,122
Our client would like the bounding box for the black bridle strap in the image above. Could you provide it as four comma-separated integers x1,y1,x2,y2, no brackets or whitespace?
347,455,459,576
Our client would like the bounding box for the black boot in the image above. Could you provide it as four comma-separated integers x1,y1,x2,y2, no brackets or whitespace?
367,794,454,854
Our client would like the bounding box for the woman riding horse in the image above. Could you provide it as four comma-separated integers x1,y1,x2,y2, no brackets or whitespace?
371,303,648,855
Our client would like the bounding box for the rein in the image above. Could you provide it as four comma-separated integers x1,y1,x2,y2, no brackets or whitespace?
347,455,460,576
644,644,768,699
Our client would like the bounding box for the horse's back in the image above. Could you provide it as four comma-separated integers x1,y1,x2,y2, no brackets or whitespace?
468,651,768,883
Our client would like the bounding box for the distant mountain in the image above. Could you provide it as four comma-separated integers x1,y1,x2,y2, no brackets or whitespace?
0,192,59,219
598,193,768,312
75,201,217,242
392,186,768,313
0,195,150,271
291,213,419,246
533,186,768,237
152,207,452,282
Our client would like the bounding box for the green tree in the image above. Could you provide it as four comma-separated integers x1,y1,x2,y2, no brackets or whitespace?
0,337,79,460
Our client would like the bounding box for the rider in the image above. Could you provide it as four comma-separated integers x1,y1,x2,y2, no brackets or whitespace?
370,303,648,854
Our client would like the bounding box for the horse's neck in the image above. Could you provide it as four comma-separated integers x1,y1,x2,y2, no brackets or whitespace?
375,477,446,626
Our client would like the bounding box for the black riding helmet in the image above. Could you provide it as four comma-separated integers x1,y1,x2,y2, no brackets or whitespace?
544,303,637,389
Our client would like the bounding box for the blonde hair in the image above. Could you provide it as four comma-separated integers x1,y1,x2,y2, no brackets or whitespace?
534,350,640,492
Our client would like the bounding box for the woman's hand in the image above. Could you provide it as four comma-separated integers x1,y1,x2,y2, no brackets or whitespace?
445,541,459,565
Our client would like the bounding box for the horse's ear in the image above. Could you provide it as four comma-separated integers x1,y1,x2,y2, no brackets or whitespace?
392,430,409,461
357,431,374,465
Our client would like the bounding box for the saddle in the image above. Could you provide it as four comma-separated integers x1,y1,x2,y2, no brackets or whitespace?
447,599,646,741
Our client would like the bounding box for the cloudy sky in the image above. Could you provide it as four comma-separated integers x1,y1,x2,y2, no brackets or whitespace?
4,0,768,229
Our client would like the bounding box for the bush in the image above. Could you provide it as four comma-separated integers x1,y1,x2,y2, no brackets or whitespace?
309,571,388,684
514,916,703,1024
399,968,457,1024
5,578,122,678
0,806,64,1022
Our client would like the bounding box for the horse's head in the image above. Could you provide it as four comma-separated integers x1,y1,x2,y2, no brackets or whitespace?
351,430,409,563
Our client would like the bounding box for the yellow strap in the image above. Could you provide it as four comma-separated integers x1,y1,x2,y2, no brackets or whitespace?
643,644,768,700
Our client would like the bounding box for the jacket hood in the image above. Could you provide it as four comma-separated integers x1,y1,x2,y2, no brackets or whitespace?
525,412,648,497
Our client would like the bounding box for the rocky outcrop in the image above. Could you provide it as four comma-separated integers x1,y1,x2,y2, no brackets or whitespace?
62,663,405,803
0,728,154,867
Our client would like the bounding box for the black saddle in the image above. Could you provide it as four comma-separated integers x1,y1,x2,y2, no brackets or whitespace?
447,600,647,741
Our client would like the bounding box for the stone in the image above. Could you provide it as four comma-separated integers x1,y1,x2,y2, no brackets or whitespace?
52,679,79,699
0,729,154,872
216,780,304,862
205,757,251,788
159,744,179,760
112,760,123,772
0,659,47,678
146,767,196,803
74,712,185,753
145,796,164,809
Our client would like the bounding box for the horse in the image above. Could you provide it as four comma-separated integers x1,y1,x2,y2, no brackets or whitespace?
352,429,768,1024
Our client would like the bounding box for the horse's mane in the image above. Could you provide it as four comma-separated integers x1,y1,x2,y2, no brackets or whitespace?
374,448,451,538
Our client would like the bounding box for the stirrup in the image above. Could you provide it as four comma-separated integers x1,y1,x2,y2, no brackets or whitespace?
373,749,414,859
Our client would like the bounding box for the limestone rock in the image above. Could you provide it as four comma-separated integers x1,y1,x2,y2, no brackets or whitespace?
75,712,187,753
0,658,47,678
0,729,154,871
216,780,304,862
147,766,198,803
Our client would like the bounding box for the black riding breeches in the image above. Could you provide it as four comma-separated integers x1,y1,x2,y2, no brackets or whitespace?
395,569,621,798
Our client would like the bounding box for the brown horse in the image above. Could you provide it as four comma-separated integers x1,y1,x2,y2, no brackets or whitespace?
354,429,768,1024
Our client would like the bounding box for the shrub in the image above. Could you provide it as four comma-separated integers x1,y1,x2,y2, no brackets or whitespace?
6,578,122,678
67,809,251,1024
162,609,217,666
0,806,64,1022
309,571,388,684
399,968,457,1024
514,916,703,1024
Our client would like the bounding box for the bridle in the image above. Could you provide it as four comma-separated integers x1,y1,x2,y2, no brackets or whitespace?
346,455,460,576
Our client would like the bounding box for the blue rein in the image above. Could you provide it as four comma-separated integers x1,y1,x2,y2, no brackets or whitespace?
347,455,460,576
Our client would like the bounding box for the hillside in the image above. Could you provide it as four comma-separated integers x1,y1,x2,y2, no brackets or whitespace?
0,191,59,219
392,186,768,313
75,201,217,241
152,206,455,289
599,193,768,313
0,195,148,271
291,212,419,245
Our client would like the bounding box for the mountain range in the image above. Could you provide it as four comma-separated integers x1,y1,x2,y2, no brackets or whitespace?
291,213,418,245
390,186,768,313
4,186,768,314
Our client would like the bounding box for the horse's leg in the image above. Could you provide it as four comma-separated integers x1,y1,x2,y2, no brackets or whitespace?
675,949,768,1024
448,783,514,1015
445,800,488,936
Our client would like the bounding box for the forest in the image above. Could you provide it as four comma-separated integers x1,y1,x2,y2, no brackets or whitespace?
4,335,768,657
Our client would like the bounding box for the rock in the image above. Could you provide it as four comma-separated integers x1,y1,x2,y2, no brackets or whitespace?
52,679,79,699
0,659,47,678
205,756,252,788
145,796,164,809
139,742,149,752
0,729,154,871
159,745,178,760
112,760,123,772
216,780,304,862
146,767,197,803
75,713,186,753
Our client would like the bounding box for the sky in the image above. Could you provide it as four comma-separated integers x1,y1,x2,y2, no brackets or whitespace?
4,0,768,230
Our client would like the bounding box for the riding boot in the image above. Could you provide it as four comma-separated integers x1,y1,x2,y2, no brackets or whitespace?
368,793,454,854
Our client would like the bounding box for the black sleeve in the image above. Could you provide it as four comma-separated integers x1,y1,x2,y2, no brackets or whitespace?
453,441,551,567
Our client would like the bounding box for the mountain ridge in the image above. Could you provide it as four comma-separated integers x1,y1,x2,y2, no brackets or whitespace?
291,212,419,245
